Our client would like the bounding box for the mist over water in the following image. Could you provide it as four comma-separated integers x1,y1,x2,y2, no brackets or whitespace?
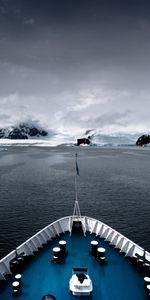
0,146,150,259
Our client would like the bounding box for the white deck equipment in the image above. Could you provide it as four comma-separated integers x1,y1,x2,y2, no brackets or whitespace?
69,268,93,296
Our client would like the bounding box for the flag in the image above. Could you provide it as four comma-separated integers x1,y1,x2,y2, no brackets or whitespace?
75,153,80,175
76,160,80,175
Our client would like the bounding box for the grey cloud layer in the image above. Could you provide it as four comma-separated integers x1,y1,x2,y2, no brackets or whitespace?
0,0,150,134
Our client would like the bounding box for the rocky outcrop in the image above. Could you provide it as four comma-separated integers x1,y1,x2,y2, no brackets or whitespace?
77,136,91,146
0,123,48,139
136,135,150,146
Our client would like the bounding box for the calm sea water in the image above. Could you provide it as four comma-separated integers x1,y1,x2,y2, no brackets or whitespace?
0,146,150,259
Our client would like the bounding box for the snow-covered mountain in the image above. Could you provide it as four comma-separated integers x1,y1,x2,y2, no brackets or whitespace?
0,123,144,147
77,129,139,147
0,123,48,139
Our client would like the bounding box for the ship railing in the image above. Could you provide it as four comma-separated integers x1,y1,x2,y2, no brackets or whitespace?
0,215,150,280
84,216,150,261
0,216,71,279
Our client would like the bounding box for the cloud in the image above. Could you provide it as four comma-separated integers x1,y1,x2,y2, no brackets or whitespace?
58,110,132,134
51,82,150,135
88,111,131,127
0,93,18,105
0,113,11,122
0,0,8,14
23,18,35,25
0,0,150,137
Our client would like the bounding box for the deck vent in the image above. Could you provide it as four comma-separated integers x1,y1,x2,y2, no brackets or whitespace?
52,247,61,263
12,281,21,296
97,247,105,259
97,247,107,264
52,242,68,263
59,240,66,255
15,274,22,283
10,260,19,274
90,241,98,257
144,277,150,286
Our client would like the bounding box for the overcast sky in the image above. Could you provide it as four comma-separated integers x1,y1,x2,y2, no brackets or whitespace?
0,0,150,135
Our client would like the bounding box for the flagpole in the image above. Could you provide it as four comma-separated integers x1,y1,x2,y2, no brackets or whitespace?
70,153,85,236
73,153,81,217
75,153,78,202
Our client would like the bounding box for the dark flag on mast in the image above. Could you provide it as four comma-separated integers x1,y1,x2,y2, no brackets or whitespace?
75,153,80,175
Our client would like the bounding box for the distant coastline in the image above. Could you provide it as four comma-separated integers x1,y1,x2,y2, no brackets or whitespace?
0,139,145,148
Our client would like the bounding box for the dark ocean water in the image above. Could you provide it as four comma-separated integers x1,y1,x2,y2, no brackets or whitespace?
0,146,150,259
